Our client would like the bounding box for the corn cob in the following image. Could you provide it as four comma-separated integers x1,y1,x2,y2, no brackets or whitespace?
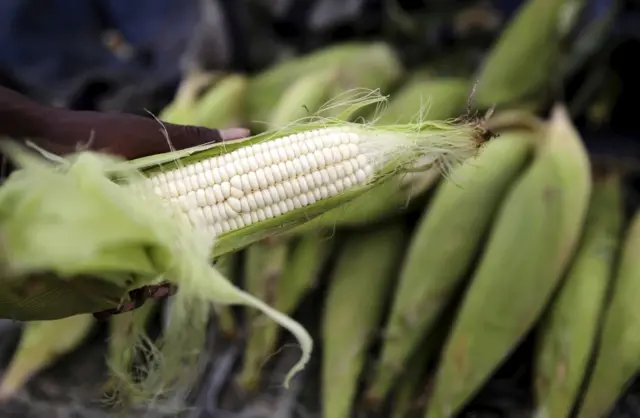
0,314,95,400
473,0,585,110
238,231,333,390
322,221,408,418
365,128,535,403
424,105,591,418
133,101,486,257
534,169,623,417
577,208,640,417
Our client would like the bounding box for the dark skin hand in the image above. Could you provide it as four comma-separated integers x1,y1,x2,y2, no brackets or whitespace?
0,85,251,321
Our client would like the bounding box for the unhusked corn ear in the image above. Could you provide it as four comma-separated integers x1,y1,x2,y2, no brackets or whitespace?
159,70,219,124
193,74,248,129
137,111,485,256
577,208,640,418
238,232,333,389
365,129,534,403
375,75,470,125
389,303,458,418
472,0,584,110
322,221,408,418
247,43,362,126
534,170,623,418
212,252,240,337
0,314,95,400
248,42,402,129
238,236,289,390
269,68,337,129
424,105,591,418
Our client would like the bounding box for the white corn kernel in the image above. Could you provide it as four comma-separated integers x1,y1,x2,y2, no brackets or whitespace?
146,127,378,236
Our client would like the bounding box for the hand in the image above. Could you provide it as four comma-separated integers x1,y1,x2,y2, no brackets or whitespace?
32,107,250,160
0,84,250,160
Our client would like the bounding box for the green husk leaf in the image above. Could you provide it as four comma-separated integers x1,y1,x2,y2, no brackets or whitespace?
366,130,534,403
238,231,333,389
375,75,470,125
0,314,95,400
193,74,249,129
247,42,402,130
159,71,220,124
424,105,591,418
268,68,338,130
238,237,290,390
534,170,623,417
322,221,408,418
577,208,640,417
473,0,586,110
212,252,240,337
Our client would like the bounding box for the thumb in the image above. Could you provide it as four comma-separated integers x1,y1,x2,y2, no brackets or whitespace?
163,124,251,151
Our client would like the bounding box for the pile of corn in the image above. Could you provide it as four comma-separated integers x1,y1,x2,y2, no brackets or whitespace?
1,0,636,417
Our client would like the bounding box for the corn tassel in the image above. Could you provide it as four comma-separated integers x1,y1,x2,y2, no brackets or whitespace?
424,105,591,418
322,221,408,418
534,169,623,417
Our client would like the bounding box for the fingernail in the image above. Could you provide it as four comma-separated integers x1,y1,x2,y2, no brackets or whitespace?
220,128,250,141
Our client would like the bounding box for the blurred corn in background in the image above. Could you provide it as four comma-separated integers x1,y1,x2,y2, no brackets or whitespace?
3,0,640,417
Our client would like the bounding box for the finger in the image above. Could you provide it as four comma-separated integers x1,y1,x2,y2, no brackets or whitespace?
163,124,250,151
